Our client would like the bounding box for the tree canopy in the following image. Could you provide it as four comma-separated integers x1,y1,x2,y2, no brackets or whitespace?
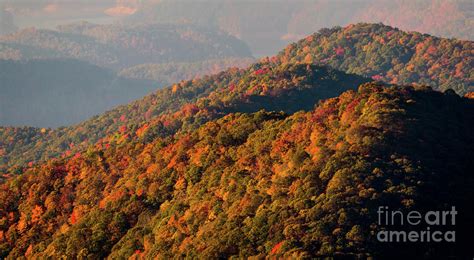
1,84,473,258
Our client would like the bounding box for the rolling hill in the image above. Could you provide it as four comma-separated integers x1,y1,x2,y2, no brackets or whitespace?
0,62,369,173
277,23,473,94
2,23,470,131
1,84,473,258
1,23,472,176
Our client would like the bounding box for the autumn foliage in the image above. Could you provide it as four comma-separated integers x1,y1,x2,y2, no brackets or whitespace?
0,23,473,259
1,84,474,258
277,23,473,94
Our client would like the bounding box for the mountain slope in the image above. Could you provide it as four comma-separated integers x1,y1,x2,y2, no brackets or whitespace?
0,23,253,69
277,23,473,94
0,62,369,173
1,84,473,258
2,23,472,172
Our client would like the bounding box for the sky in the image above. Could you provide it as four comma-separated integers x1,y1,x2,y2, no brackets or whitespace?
0,0,130,31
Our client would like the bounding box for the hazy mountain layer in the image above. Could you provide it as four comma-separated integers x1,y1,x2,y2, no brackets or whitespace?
0,59,157,128
0,22,253,69
125,0,474,56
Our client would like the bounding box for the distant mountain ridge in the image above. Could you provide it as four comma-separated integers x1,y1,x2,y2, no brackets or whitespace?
0,22,253,69
118,58,255,84
0,22,255,128
125,0,473,56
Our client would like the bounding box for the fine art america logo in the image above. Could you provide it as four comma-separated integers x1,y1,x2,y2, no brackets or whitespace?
377,206,457,242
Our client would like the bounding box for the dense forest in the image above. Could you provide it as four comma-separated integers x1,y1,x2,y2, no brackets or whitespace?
0,59,157,127
1,84,473,258
0,21,473,258
277,23,473,94
0,22,253,69
0,62,369,173
1,23,473,175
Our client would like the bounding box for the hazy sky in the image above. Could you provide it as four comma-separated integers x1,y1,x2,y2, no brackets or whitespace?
0,0,126,30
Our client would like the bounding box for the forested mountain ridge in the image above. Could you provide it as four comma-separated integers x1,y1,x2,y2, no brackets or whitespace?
1,84,473,258
0,63,369,174
0,18,473,259
2,23,473,174
277,23,473,94
0,22,253,69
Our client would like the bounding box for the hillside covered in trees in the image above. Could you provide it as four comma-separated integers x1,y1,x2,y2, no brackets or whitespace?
0,62,369,173
0,22,253,69
0,21,473,258
2,22,473,172
277,23,473,95
0,59,157,127
1,84,473,258
2,23,472,165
